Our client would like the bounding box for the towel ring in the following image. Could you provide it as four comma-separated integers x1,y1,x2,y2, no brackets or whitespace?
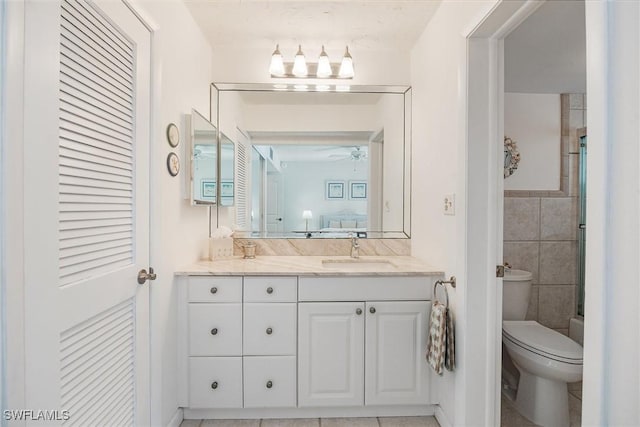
433,276,456,308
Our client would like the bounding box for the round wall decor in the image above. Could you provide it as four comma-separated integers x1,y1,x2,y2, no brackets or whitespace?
504,136,521,178
167,152,180,177
166,123,180,147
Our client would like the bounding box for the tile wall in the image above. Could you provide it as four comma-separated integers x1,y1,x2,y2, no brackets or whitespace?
503,93,585,334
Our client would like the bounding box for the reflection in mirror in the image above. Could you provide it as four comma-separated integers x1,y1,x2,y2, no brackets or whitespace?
214,84,411,238
190,109,217,205
220,133,235,206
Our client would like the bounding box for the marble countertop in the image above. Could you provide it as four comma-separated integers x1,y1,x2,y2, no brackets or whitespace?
175,256,443,277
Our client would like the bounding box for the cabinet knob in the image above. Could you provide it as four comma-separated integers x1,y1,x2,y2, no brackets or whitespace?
356,308,363,315
266,327,273,335
210,328,218,335
211,381,218,390
210,287,218,294
370,307,376,314
266,286,274,294
266,380,273,389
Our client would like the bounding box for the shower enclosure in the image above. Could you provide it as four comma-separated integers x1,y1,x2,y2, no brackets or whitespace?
577,129,587,317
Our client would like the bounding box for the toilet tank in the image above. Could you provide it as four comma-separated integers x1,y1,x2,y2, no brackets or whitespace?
502,269,533,320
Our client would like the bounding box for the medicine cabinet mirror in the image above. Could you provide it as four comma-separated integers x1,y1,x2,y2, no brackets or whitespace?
211,83,411,239
190,109,217,205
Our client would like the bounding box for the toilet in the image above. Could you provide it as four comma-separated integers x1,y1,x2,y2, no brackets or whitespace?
502,269,583,427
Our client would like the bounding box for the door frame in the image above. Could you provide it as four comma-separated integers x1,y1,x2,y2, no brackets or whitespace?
464,1,544,425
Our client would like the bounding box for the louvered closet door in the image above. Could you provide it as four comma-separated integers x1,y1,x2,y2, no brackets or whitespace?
22,0,151,425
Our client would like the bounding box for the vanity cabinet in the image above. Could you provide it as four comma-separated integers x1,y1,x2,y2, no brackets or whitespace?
182,275,297,409
298,300,430,407
179,270,438,418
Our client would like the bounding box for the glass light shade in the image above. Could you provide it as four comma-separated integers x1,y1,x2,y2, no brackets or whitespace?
338,46,354,78
269,44,285,76
302,210,313,219
292,45,308,77
316,46,332,78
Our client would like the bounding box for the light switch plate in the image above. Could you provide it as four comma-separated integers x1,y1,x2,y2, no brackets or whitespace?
444,194,455,215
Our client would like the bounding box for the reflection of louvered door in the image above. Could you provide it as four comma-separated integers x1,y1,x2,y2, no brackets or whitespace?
23,1,151,425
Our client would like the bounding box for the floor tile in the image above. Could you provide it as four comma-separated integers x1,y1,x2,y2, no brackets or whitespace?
260,419,320,427
321,418,378,427
569,394,582,427
180,421,202,427
201,420,259,427
377,416,439,427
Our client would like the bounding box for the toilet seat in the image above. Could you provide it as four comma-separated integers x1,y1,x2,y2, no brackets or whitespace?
503,320,583,364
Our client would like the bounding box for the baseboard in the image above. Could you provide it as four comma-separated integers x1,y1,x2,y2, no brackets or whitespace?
167,408,183,427
435,405,452,427
184,405,436,420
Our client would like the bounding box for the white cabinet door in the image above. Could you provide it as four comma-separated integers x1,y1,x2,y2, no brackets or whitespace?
189,357,243,408
189,303,242,356
244,303,297,355
298,302,365,407
244,356,297,408
365,301,431,405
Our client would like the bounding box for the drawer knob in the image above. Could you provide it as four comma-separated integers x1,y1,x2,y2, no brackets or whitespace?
210,287,218,294
356,308,362,315
370,307,376,314
211,328,218,335
266,286,274,294
266,327,273,335
211,381,218,390
266,380,273,389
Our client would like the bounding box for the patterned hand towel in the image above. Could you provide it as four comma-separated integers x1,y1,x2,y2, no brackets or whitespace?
426,301,447,375
444,307,455,371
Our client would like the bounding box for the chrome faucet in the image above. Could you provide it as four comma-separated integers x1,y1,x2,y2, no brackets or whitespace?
350,234,360,259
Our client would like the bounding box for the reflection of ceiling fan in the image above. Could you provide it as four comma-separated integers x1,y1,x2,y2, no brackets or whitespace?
328,146,368,161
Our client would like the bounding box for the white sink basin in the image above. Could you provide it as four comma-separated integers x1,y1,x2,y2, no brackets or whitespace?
321,258,397,270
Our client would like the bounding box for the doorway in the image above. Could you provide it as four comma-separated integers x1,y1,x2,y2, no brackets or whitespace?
466,0,586,425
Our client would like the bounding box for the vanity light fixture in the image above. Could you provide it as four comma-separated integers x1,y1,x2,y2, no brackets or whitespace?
316,46,332,78
268,44,285,77
269,44,354,79
338,46,354,78
292,45,308,77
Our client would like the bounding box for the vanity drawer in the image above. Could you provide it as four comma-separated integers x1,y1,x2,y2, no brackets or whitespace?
243,303,297,355
189,357,242,408
244,276,297,302
243,356,296,408
188,276,242,303
189,303,242,356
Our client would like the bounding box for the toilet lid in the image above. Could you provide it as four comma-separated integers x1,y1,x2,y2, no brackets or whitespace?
503,320,583,363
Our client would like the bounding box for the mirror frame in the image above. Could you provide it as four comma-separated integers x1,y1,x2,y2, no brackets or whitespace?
210,83,412,239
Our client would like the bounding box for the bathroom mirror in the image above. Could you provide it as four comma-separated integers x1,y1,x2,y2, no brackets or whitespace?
211,83,411,238
189,109,217,205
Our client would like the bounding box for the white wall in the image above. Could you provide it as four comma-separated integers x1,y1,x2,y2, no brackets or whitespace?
504,93,561,190
410,1,498,425
134,1,214,425
281,160,368,231
582,1,640,425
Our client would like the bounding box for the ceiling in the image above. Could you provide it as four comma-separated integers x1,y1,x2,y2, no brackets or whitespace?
505,0,586,93
184,0,585,93
183,0,442,50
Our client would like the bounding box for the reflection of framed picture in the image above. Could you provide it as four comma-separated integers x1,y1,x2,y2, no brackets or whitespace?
221,181,234,197
201,180,216,201
326,181,345,200
350,181,367,199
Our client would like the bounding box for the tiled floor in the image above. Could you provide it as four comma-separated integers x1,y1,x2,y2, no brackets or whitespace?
501,382,582,427
180,416,440,427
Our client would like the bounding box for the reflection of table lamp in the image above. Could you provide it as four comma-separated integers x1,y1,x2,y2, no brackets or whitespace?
302,210,313,231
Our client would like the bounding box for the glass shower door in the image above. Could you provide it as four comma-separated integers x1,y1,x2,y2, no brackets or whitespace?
577,134,587,317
